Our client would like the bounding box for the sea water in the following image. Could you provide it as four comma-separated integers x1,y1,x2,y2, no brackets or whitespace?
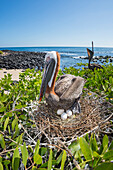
0,46,113,69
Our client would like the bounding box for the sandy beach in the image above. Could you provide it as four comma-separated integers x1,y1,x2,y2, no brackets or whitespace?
0,68,23,81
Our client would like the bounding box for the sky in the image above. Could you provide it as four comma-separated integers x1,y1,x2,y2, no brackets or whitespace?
0,0,113,47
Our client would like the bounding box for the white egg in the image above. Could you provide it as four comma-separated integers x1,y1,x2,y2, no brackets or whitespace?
61,113,67,120
57,109,64,115
66,110,72,117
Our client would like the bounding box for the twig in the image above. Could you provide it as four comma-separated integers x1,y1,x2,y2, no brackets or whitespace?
14,112,36,145
12,92,20,111
39,125,52,144
99,130,113,135
65,126,99,144
0,130,18,145
100,113,113,124
0,148,15,156
33,125,50,140
65,112,113,145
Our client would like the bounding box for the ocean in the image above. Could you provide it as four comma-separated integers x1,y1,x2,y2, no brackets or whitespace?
0,47,113,69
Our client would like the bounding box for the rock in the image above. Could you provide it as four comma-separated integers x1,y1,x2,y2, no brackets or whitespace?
0,50,46,70
110,58,113,62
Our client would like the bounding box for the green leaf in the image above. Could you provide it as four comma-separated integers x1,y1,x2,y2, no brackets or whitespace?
12,118,18,131
12,147,20,170
34,139,40,155
37,168,47,170
79,137,92,161
93,151,100,158
92,158,100,168
103,150,113,160
0,162,3,170
13,125,19,138
4,117,9,131
102,135,108,153
0,134,5,149
85,133,89,143
39,147,47,156
69,141,80,154
32,166,37,170
103,135,108,148
21,142,28,168
16,133,23,145
8,125,11,134
61,150,66,170
95,162,113,170
6,112,12,117
19,114,27,120
48,149,52,170
33,139,40,164
0,106,6,112
34,154,42,165
90,135,98,152
109,140,113,150
3,160,10,167
28,145,33,153
40,162,48,168
0,156,2,163
15,104,23,109
56,151,63,164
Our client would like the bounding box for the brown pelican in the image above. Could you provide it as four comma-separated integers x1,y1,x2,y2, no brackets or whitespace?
39,51,85,120
87,41,103,70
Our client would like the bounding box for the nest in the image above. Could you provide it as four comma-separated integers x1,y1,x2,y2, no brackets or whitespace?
33,88,113,145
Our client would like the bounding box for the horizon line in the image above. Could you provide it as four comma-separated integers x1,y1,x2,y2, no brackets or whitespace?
0,45,113,48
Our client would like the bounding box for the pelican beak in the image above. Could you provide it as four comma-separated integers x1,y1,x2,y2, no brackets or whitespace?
38,58,55,102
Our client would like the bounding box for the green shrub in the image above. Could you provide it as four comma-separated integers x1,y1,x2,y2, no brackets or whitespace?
0,66,113,169
0,50,3,54
61,63,113,102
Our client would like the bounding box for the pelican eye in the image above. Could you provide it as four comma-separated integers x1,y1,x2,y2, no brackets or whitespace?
72,78,76,82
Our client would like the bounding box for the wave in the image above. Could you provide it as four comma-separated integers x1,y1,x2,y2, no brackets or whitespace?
60,52,77,56
95,51,113,54
73,56,87,59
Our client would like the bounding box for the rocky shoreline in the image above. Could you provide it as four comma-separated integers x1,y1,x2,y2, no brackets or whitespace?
0,50,112,70
0,50,46,70
79,55,113,63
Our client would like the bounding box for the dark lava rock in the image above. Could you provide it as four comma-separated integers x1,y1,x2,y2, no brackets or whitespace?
0,50,46,70
110,58,113,62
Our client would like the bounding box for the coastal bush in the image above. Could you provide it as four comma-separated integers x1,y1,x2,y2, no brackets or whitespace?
0,65,113,169
0,50,3,54
62,63,113,103
69,134,113,169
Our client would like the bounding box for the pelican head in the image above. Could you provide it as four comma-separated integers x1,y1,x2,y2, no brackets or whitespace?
39,51,59,102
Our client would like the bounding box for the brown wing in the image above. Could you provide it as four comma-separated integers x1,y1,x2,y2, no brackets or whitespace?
55,74,85,100
55,74,75,97
60,76,85,101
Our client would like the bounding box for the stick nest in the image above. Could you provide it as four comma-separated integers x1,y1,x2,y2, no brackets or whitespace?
33,88,113,145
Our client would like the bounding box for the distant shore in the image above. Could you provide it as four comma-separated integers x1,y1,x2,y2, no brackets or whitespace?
0,50,46,70
0,49,113,81
0,50,46,81
0,48,113,70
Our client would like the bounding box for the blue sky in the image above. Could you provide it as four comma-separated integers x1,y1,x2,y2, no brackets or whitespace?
0,0,113,47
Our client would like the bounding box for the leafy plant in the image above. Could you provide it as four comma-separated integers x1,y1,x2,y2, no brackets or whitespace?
0,66,113,169
69,134,113,169
63,63,113,102
0,50,3,54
